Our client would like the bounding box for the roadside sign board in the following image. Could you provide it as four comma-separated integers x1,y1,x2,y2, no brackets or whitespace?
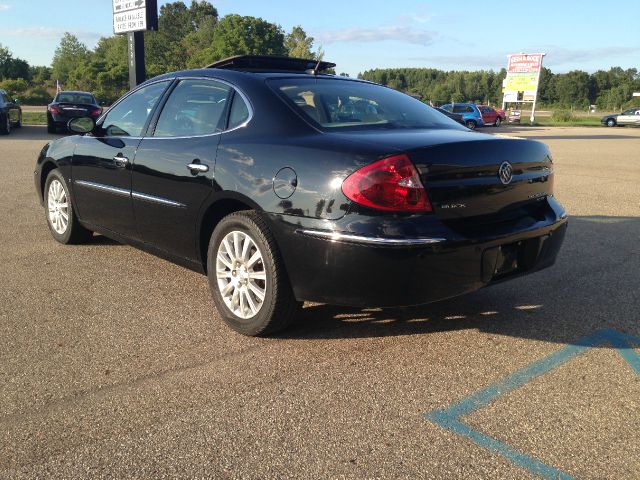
503,52,545,122
113,0,158,34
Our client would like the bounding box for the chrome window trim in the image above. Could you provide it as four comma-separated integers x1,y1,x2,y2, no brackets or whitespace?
74,180,185,208
296,229,446,246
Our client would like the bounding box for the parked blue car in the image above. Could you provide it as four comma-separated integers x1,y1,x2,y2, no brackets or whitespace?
440,103,484,130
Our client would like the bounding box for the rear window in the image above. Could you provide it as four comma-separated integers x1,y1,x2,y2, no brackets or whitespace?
270,78,461,131
56,93,96,104
453,105,474,114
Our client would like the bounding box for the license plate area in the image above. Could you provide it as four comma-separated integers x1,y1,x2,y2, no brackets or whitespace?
481,236,548,283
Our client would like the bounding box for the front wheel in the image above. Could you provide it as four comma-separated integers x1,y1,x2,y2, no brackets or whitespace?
15,111,22,128
494,117,501,127
44,170,92,244
465,120,477,130
207,211,300,336
606,118,616,127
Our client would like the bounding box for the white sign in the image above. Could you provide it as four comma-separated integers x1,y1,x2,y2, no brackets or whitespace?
113,0,146,14
114,7,147,34
503,91,518,103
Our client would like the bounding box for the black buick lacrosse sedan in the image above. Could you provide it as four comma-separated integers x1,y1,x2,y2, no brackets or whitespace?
35,55,567,336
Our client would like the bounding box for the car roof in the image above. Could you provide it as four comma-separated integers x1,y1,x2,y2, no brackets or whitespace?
56,91,95,95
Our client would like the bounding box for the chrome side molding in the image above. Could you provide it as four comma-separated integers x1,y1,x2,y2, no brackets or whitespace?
296,228,446,246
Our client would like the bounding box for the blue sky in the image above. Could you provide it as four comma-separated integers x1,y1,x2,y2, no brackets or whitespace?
0,0,638,76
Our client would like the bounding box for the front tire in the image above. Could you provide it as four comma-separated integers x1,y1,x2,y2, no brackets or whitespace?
15,111,22,128
44,170,92,244
465,120,477,130
606,118,616,127
207,211,300,336
494,117,501,127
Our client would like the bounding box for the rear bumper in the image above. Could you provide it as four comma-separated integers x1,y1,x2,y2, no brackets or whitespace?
267,198,568,307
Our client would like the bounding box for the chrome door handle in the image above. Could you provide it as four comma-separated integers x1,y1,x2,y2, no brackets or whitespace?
187,163,209,173
113,155,129,167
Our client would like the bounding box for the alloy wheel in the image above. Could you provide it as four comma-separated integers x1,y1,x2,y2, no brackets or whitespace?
47,179,69,234
216,230,267,319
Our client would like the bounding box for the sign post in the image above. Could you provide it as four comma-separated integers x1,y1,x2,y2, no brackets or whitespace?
502,53,545,124
112,0,158,90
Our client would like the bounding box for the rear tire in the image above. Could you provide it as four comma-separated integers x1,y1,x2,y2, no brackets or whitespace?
47,116,57,134
15,111,22,128
44,170,93,244
207,211,300,336
1,114,10,135
606,118,616,127
494,117,501,127
465,120,477,130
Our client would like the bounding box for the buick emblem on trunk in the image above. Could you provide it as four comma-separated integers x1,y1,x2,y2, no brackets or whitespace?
498,161,514,185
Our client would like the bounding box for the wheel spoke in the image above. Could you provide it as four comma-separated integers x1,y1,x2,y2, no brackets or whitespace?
248,280,265,301
248,271,266,281
216,269,232,279
240,235,251,262
222,237,235,262
233,232,242,260
245,289,259,314
217,253,233,270
59,210,68,221
220,282,234,297
246,251,261,268
239,289,246,316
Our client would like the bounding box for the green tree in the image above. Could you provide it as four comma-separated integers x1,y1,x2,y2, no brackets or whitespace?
204,14,286,63
285,26,317,59
0,43,30,80
51,33,89,84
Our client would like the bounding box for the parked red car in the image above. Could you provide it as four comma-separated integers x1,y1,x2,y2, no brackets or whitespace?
479,105,506,127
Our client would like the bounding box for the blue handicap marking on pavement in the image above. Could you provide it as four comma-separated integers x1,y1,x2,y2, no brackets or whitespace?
424,329,640,480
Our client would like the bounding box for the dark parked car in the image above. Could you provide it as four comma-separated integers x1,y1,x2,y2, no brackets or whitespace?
0,88,22,134
34,55,567,336
435,106,465,125
601,108,640,127
47,91,102,133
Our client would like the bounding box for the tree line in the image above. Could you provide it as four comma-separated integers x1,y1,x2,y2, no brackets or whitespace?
359,66,640,111
0,0,638,111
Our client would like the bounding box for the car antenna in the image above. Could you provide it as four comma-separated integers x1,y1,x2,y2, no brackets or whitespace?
311,60,322,75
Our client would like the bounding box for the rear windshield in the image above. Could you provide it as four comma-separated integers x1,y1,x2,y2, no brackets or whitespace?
270,78,462,131
55,93,96,104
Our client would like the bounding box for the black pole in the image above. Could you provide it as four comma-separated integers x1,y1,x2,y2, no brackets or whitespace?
127,31,145,90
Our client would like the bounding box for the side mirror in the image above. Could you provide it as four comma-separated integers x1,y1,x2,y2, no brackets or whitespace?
14,98,20,104
68,116,96,134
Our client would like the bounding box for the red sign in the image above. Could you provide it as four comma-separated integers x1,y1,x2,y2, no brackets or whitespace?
507,54,544,74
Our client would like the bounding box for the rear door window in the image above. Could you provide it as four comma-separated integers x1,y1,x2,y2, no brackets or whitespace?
227,92,250,129
153,79,232,137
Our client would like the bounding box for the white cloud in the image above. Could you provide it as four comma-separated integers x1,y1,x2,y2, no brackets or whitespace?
0,4,10,11
315,24,437,46
3,27,104,47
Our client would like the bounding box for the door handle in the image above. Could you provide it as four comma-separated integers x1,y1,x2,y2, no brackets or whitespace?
187,163,209,173
113,154,129,167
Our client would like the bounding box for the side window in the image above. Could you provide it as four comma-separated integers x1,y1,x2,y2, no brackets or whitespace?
154,79,232,137
101,81,169,137
228,92,250,129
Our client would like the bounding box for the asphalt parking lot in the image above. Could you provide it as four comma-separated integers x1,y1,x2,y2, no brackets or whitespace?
1,125,639,479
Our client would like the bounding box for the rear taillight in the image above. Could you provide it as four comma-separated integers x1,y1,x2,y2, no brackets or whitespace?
90,107,102,117
49,105,60,114
342,154,432,212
